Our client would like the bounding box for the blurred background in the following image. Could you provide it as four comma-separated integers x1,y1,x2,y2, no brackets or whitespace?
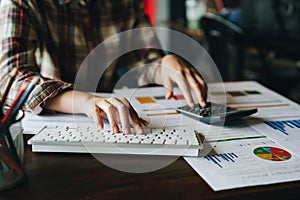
146,0,300,103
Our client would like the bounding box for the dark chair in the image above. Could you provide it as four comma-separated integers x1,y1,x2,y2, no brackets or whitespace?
200,13,246,80
200,12,300,102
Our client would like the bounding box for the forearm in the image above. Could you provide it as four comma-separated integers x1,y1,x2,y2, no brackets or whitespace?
44,90,93,115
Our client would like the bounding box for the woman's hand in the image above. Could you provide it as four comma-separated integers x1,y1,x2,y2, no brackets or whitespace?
86,96,147,134
154,54,207,107
45,90,147,134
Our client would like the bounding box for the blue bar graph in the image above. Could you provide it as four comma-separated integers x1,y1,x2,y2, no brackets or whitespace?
264,119,300,135
205,153,238,168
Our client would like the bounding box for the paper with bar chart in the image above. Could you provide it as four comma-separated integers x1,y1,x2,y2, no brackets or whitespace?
250,117,300,157
208,81,300,118
184,135,300,191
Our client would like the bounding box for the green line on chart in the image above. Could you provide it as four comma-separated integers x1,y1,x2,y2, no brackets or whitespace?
208,135,267,143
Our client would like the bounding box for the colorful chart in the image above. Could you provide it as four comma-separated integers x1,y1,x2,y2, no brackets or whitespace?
136,94,185,104
253,146,291,161
136,96,155,104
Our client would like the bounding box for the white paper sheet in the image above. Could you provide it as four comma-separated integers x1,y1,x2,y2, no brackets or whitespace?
182,81,300,191
185,135,300,191
22,112,112,134
114,87,202,128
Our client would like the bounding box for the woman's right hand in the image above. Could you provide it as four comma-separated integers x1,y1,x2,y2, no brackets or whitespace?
85,96,147,134
45,90,147,134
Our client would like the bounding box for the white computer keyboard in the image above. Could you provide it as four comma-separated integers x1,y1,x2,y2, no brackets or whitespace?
28,125,203,156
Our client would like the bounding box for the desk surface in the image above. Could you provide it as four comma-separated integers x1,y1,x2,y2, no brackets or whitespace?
1,135,300,200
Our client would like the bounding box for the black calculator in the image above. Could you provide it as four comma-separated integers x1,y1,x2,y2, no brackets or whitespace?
176,102,258,124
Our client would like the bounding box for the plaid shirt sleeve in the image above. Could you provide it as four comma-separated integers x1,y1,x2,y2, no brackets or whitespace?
0,0,72,114
0,0,164,114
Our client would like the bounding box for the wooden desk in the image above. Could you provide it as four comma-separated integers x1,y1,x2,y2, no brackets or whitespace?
1,135,300,200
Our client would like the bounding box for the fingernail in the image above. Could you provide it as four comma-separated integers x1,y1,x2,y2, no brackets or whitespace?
136,126,144,134
123,127,130,134
165,93,172,99
113,126,119,133
98,123,104,129
190,102,195,108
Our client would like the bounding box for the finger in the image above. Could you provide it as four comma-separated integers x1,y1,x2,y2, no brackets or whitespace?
190,68,207,95
159,66,174,99
164,63,195,107
120,98,146,133
119,97,139,124
171,71,195,107
86,105,104,128
128,108,148,127
162,78,173,99
193,73,208,107
128,116,144,134
97,100,119,133
107,97,131,134
186,70,207,107
95,106,104,129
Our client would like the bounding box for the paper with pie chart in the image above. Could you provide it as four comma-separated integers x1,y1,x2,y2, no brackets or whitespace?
184,132,300,191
